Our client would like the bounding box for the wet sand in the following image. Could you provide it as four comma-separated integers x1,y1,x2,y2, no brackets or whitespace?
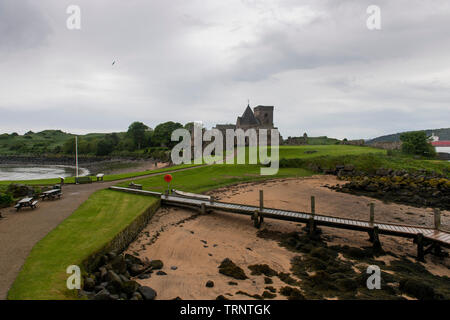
127,175,450,300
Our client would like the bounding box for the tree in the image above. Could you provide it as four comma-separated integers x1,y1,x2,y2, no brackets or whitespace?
96,139,114,156
127,122,149,150
96,133,120,156
153,121,183,148
400,131,436,158
62,138,75,154
184,122,194,133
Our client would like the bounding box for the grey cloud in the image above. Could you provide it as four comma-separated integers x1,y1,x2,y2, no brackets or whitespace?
0,0,449,139
0,0,52,52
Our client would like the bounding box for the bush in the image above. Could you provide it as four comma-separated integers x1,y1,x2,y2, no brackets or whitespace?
0,193,13,208
400,131,436,158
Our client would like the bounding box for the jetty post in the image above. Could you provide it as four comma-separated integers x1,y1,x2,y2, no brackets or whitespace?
434,208,441,230
201,203,206,215
416,233,425,262
309,196,316,236
369,203,375,226
259,190,264,223
368,203,381,251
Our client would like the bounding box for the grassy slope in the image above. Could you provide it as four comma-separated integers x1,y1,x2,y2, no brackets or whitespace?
117,164,313,194
113,146,386,193
8,190,158,300
0,130,73,155
278,145,385,159
280,153,450,176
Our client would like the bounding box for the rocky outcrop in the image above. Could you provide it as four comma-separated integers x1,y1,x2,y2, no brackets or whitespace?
80,251,158,300
330,170,450,210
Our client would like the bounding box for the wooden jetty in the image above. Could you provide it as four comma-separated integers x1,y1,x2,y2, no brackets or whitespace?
110,186,449,261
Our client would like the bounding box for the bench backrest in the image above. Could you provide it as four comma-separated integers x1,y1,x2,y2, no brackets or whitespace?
76,176,92,184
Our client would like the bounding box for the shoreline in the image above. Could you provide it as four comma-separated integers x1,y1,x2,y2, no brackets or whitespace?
0,158,169,180
124,175,450,300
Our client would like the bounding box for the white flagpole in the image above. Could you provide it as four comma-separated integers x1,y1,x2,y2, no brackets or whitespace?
75,136,79,180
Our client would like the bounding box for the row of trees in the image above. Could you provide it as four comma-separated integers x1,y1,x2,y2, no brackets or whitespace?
61,121,189,156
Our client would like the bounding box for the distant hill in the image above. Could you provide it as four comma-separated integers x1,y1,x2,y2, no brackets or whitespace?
367,128,450,144
0,130,125,155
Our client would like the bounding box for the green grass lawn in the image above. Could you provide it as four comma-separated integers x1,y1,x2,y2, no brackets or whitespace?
278,145,386,159
7,190,158,300
117,164,313,194
280,153,450,176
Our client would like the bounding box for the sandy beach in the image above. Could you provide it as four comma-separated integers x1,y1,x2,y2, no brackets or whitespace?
125,175,450,300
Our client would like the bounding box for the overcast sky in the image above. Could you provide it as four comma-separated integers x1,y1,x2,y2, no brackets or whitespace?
1,0,449,139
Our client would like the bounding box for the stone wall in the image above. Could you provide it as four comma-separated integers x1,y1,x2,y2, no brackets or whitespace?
341,139,365,146
82,198,161,273
368,141,402,150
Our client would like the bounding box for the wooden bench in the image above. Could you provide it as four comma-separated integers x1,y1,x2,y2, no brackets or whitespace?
76,176,92,184
14,197,37,211
128,183,143,190
41,189,62,200
96,173,105,182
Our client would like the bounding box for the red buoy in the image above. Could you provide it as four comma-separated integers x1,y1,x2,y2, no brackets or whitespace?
164,174,173,183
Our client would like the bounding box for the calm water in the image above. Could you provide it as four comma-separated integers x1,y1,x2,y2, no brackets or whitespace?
0,165,89,181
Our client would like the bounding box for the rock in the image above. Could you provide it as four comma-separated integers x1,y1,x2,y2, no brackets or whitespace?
124,253,143,266
206,280,214,288
99,267,108,280
106,284,119,294
78,290,95,299
171,266,178,270
218,258,248,280
119,274,129,283
83,277,96,291
138,286,157,300
109,294,119,300
150,260,163,270
94,285,105,293
156,271,167,276
138,273,150,279
106,270,123,290
111,255,127,274
130,292,143,300
122,280,140,295
119,293,128,300
344,164,355,171
106,251,117,260
129,264,145,276
94,289,111,300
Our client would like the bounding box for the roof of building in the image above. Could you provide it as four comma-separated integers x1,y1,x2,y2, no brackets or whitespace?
431,141,450,147
238,105,259,126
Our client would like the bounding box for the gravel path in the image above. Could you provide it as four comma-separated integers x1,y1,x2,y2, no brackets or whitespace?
0,165,204,299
